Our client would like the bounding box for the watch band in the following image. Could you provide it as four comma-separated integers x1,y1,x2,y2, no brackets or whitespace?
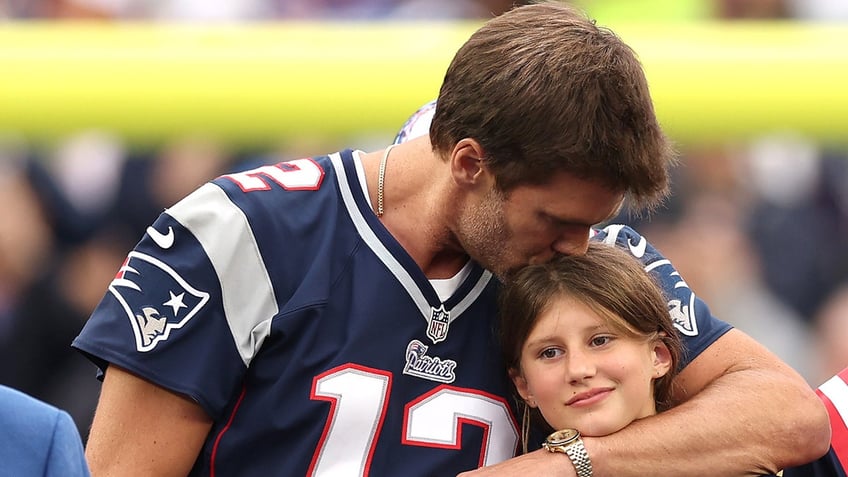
563,438,593,477
543,429,593,477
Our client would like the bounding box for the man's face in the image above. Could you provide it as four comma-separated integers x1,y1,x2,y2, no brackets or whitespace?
456,171,624,280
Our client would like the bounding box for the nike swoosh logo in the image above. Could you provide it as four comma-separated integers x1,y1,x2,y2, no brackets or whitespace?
147,226,175,249
627,236,647,258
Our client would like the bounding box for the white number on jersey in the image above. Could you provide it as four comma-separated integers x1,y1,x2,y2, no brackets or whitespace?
309,364,519,476
223,159,325,192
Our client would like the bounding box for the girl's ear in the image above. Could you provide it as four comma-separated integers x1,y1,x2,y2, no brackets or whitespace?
509,368,537,408
651,338,673,379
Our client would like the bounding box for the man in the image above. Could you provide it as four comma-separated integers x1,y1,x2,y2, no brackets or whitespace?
73,2,828,476
397,101,826,477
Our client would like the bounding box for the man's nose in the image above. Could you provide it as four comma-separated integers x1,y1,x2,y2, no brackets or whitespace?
552,232,590,257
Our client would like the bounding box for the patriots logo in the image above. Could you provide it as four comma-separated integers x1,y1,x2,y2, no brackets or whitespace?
110,251,210,352
657,268,698,337
668,296,698,337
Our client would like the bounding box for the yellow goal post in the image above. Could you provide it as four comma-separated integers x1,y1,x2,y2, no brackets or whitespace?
0,21,846,149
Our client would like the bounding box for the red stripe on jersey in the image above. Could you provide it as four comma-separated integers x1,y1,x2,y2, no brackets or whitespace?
210,384,248,477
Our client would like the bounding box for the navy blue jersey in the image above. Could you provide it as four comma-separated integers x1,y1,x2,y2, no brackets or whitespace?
74,149,731,476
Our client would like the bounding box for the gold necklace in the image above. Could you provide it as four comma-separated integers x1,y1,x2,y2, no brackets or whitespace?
377,144,397,217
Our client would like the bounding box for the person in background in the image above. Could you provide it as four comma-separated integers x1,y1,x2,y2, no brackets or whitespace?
0,384,90,477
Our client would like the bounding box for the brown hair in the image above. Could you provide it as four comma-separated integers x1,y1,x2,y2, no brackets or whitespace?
498,241,682,442
431,1,676,212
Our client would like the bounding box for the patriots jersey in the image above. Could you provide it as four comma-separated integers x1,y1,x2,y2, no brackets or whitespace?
74,150,519,476
73,149,731,476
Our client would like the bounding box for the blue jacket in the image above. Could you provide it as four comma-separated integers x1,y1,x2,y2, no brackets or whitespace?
0,385,90,477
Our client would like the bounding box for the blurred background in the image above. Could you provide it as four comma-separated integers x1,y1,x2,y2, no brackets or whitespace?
1,0,847,442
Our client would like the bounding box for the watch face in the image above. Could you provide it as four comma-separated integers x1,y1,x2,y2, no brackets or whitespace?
547,429,579,445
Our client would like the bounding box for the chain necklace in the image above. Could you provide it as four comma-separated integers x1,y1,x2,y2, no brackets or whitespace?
377,144,398,217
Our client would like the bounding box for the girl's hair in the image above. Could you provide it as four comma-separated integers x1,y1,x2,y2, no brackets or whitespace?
498,241,683,449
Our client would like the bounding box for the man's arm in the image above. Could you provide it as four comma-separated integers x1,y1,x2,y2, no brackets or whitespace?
460,329,830,477
85,366,213,477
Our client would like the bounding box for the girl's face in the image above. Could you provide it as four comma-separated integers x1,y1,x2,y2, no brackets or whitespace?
510,294,672,437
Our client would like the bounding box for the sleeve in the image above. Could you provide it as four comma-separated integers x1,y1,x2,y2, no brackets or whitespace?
72,182,276,419
592,224,733,367
45,410,91,477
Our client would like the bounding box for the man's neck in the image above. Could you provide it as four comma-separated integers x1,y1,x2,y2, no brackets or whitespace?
361,138,467,279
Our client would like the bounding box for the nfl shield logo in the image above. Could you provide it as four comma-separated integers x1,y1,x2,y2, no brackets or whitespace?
427,304,451,343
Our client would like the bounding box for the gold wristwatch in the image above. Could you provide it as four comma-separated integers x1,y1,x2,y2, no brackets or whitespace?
542,429,593,477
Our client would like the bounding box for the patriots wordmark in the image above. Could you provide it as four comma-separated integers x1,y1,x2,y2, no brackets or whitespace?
403,340,457,383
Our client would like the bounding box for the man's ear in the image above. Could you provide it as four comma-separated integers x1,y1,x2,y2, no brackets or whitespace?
449,138,488,186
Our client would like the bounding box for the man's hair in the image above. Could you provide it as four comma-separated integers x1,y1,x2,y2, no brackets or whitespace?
431,1,676,212
498,241,683,424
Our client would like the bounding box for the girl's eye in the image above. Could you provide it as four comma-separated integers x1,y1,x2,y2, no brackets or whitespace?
590,335,613,347
540,348,563,359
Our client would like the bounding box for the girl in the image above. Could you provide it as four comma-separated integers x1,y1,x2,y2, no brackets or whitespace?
499,241,836,476
498,241,683,459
